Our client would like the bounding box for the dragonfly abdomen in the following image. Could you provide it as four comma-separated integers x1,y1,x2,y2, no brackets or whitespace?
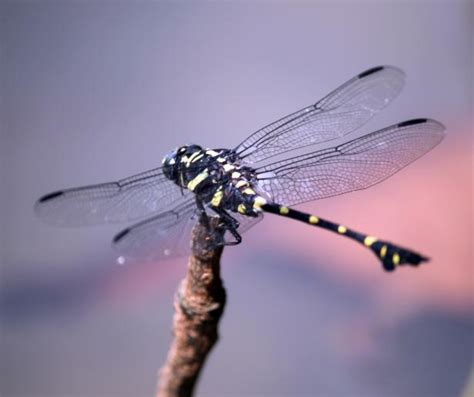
260,202,428,271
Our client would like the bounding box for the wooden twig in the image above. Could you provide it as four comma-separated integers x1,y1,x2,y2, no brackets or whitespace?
156,217,226,397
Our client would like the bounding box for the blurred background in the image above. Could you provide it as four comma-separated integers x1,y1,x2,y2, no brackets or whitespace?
1,1,472,396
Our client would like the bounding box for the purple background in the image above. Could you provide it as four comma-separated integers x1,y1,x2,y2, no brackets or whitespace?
1,2,472,396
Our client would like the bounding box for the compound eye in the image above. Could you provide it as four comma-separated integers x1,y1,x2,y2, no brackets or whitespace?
162,148,178,166
162,150,179,180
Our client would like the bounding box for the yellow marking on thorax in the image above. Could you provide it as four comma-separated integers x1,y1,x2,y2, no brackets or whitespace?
243,188,255,195
187,170,209,191
392,253,400,265
338,225,347,234
309,215,319,224
253,196,267,210
206,150,219,157
186,152,204,167
232,171,241,179
279,206,289,215
380,245,388,258
217,157,226,163
364,236,377,247
187,151,200,162
238,203,246,214
211,189,224,207
193,154,204,162
235,180,248,188
223,164,235,172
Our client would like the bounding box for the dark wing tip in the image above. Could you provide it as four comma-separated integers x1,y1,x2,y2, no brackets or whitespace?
397,118,429,128
396,118,446,143
358,66,385,79
113,228,131,244
38,190,64,203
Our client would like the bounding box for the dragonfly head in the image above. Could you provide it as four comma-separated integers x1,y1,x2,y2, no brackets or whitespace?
162,144,203,182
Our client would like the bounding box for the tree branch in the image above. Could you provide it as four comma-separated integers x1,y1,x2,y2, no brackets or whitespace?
156,217,226,397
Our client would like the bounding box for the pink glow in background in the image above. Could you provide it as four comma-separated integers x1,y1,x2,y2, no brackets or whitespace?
1,2,472,397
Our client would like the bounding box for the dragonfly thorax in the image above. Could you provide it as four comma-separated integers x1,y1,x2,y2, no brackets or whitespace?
162,145,262,214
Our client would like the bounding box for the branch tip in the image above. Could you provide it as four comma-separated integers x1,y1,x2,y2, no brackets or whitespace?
156,217,227,397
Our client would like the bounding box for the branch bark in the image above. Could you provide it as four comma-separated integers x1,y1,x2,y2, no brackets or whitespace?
156,217,226,397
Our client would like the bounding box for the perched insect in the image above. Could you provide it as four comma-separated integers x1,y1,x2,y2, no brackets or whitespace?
35,66,445,271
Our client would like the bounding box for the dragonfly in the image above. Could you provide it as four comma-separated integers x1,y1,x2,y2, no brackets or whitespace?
35,66,445,271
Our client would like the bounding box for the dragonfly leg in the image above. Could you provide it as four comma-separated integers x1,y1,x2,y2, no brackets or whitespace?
211,207,240,229
224,227,242,246
195,198,210,228
211,207,242,246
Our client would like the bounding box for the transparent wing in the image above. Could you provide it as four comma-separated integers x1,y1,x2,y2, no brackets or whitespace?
222,212,264,245
233,212,264,233
113,198,198,261
35,167,189,226
256,119,445,205
113,199,264,262
234,66,405,165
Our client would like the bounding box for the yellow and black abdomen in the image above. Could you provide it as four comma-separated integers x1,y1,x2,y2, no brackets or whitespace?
260,202,427,272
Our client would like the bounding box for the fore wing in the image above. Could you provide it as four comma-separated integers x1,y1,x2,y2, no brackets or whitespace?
35,167,188,226
234,66,405,165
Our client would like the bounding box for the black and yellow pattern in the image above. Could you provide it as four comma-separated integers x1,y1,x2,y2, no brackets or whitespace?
34,66,443,266
261,202,427,271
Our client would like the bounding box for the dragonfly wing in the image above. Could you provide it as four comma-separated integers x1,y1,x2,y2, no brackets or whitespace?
234,211,264,234
35,167,189,225
112,198,198,262
113,198,265,262
234,66,405,165
256,119,445,205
